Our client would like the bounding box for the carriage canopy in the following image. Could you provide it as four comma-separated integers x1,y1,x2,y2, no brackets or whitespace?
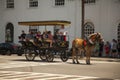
18,20,71,26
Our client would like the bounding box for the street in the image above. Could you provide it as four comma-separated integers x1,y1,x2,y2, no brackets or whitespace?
0,55,120,80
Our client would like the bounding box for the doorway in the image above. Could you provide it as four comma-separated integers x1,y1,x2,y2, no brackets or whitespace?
5,23,14,42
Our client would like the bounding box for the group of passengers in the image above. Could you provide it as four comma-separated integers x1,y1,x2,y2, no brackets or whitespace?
19,26,67,47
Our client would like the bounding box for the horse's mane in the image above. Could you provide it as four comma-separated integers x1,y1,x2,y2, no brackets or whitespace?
88,32,101,39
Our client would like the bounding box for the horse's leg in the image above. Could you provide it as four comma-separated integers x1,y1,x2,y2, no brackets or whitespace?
85,48,91,65
86,51,89,64
76,48,80,64
87,53,91,65
80,49,85,58
72,48,76,64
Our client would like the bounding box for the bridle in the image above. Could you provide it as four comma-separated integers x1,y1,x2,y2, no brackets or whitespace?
87,33,102,45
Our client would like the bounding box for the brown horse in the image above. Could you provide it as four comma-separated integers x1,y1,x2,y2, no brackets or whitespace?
72,33,103,64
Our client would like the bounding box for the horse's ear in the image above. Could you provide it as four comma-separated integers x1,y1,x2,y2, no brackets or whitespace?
96,32,99,35
96,32,100,38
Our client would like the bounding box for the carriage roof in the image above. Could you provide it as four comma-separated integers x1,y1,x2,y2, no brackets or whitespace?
18,20,71,26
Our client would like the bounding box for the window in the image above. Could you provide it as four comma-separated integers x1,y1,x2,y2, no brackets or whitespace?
29,26,39,33
29,0,38,8
55,0,65,6
84,0,96,4
6,0,14,8
5,23,14,42
118,23,120,42
84,22,94,37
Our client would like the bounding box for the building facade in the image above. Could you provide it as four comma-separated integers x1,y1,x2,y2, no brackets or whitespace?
0,0,120,47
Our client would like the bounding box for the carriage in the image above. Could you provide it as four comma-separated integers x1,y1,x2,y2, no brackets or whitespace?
18,20,71,62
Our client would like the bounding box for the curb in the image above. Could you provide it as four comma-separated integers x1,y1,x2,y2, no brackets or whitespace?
90,57,120,62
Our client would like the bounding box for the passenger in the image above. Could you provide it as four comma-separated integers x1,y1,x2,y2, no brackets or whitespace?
54,31,60,42
59,25,66,35
58,25,68,41
36,31,42,41
19,30,26,41
25,31,34,43
42,31,48,40
46,31,53,47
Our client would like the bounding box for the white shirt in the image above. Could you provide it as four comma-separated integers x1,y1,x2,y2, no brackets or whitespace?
111,42,117,50
59,28,68,35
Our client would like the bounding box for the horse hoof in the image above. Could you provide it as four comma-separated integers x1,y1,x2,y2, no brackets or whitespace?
86,63,90,65
86,60,90,65
73,61,75,64
77,62,80,64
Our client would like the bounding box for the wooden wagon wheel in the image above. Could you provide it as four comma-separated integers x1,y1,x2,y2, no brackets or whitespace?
39,49,47,61
46,49,54,62
60,49,69,62
24,48,36,61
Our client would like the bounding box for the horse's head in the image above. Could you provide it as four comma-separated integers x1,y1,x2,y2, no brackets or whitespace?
88,32,103,44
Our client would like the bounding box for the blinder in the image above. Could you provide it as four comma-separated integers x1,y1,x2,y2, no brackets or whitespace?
95,33,101,42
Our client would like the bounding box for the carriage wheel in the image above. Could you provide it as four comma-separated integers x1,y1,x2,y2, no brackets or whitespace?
46,50,54,62
60,50,69,62
24,49,36,61
39,49,47,61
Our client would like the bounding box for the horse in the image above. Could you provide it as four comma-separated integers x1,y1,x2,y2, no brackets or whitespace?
72,32,103,64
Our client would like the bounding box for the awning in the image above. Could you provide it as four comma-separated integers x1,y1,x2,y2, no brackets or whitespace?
18,20,71,26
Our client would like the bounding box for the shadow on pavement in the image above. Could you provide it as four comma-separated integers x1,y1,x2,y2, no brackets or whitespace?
66,62,94,65
11,59,61,63
91,78,114,80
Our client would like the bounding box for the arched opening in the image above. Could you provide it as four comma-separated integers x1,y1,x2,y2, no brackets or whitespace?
118,23,120,42
84,22,94,37
5,23,14,42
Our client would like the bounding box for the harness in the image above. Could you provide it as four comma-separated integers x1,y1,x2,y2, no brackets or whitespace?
84,33,100,47
73,33,102,50
85,38,94,47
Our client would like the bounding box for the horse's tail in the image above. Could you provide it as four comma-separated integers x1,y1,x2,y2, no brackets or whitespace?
72,39,76,48
71,39,76,55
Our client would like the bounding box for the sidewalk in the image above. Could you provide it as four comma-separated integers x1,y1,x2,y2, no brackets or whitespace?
91,57,120,62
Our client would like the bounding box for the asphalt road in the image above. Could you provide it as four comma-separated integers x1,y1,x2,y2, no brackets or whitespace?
0,55,120,80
